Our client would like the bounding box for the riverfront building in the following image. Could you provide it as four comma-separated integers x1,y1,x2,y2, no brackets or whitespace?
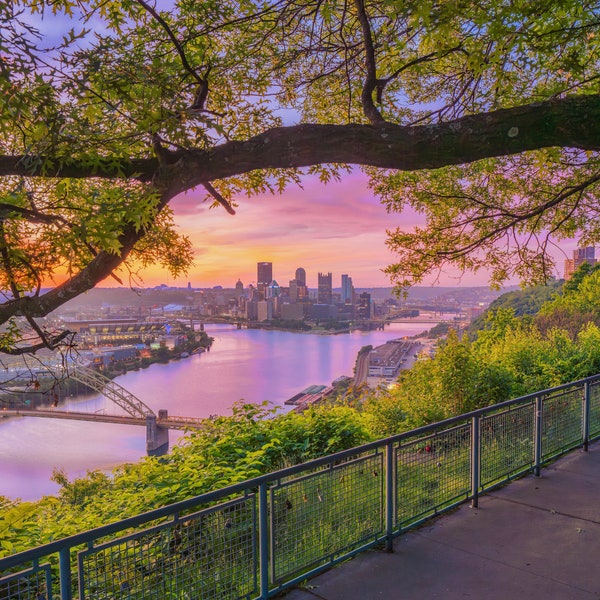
257,299,274,322
357,292,372,319
281,302,304,320
366,340,414,386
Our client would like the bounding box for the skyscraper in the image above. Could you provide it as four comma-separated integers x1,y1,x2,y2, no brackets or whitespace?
257,262,273,299
318,272,333,304
289,277,308,303
341,274,354,303
257,261,272,285
358,292,371,318
295,267,306,286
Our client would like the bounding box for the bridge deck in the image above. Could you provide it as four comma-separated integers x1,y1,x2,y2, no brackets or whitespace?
0,409,205,430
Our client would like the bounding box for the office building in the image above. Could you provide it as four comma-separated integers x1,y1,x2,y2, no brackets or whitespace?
295,267,306,286
318,272,333,305
257,262,273,299
289,278,308,303
257,299,273,322
281,303,304,321
341,274,354,303
257,262,273,286
289,279,299,302
266,280,281,298
357,292,372,319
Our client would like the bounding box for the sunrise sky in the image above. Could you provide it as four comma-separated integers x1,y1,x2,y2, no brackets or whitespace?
166,171,409,290
128,170,576,291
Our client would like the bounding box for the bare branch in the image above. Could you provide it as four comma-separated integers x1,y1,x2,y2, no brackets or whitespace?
202,181,236,215
2,330,74,356
134,0,204,85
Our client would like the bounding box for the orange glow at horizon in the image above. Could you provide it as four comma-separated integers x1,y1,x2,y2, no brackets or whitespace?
134,173,422,289
45,172,574,291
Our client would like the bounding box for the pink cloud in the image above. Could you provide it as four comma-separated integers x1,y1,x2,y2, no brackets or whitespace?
162,171,433,288
160,170,573,289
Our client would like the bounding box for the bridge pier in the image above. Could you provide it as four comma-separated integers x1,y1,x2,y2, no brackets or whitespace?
146,409,169,456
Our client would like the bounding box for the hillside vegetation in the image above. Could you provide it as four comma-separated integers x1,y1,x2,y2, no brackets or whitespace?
4,266,600,555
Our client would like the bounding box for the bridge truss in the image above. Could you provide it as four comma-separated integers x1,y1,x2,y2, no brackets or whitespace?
65,365,155,418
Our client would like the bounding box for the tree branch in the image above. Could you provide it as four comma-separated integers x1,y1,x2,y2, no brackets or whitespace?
0,203,69,225
134,0,204,85
1,96,598,186
2,330,74,356
0,156,158,181
202,181,236,215
0,190,174,325
354,0,384,124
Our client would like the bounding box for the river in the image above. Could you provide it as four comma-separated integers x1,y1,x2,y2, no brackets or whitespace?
0,323,428,500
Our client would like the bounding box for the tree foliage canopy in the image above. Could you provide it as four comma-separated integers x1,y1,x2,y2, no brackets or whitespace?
1,0,600,352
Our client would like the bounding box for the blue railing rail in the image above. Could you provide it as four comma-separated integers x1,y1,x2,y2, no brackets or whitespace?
2,373,600,600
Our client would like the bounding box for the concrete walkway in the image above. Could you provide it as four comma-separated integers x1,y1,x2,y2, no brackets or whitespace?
285,443,600,599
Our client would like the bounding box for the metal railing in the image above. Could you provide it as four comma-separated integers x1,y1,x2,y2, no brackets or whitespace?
2,374,600,600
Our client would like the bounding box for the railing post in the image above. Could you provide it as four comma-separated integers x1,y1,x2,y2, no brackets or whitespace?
534,395,543,476
258,482,270,599
583,381,591,452
385,441,395,552
59,547,72,600
470,415,480,508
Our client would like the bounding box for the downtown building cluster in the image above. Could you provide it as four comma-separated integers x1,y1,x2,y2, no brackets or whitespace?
234,262,376,323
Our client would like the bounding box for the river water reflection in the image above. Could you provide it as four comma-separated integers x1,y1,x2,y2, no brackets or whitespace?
0,323,427,500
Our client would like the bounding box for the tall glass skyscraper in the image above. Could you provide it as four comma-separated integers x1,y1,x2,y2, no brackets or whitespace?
257,262,273,287
341,274,353,303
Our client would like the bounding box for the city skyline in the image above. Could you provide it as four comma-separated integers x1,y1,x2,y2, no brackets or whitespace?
167,172,408,289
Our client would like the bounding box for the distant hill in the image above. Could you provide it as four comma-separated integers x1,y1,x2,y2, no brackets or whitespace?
354,286,515,305
48,287,198,314
467,280,563,337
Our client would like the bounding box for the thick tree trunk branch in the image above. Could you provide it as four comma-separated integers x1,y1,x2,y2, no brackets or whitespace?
0,157,158,181
0,96,598,187
354,0,385,124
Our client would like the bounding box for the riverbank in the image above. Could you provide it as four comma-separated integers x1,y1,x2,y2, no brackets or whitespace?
0,330,214,409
